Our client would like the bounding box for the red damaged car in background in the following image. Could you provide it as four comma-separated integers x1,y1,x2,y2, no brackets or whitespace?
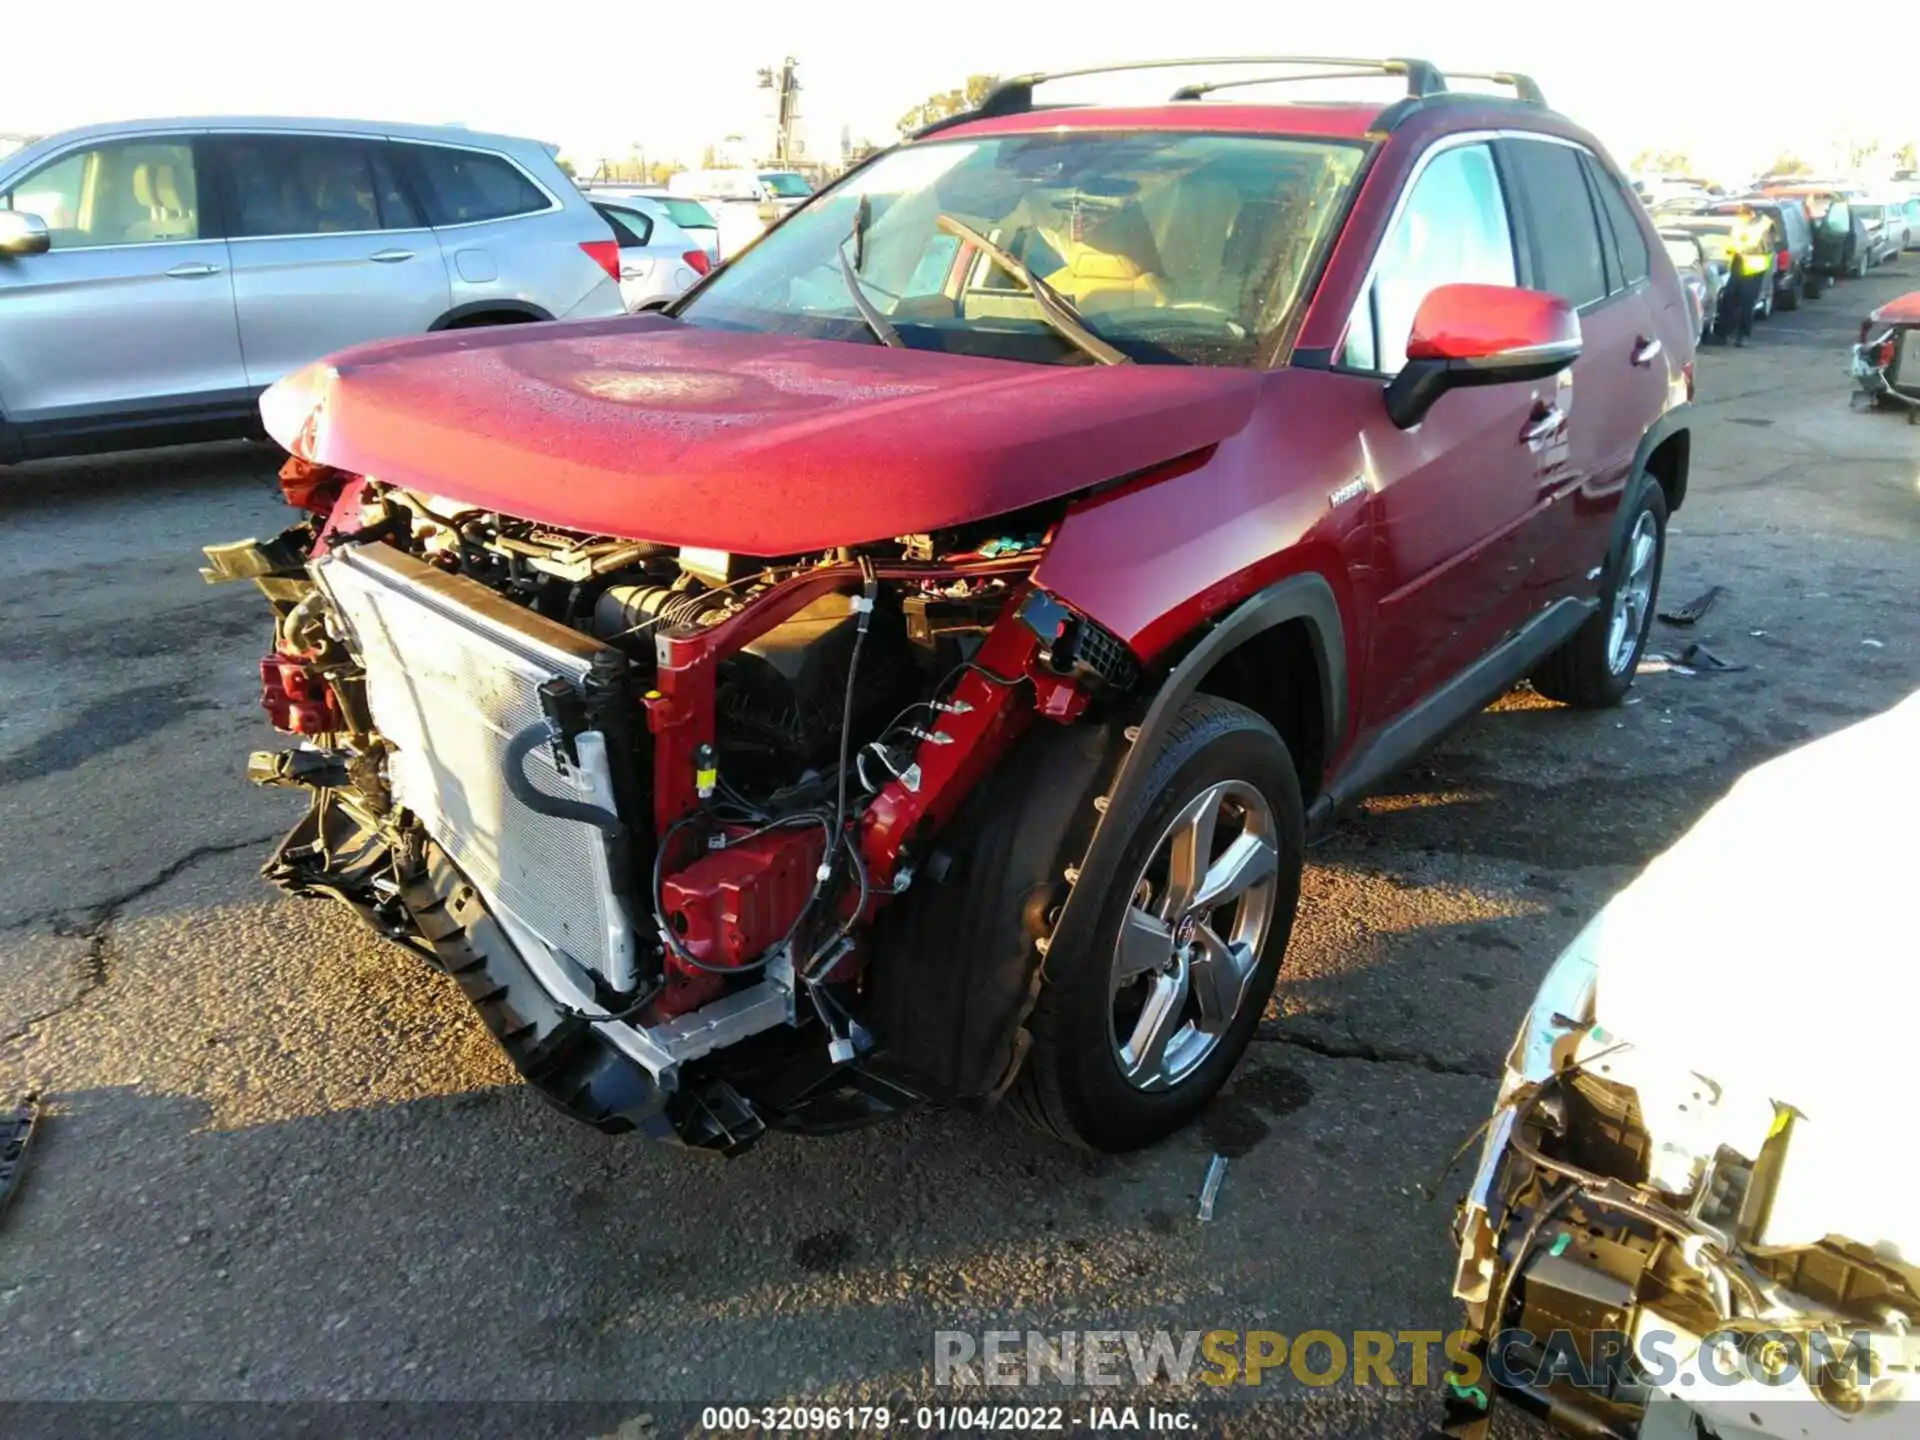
205,57,1695,1154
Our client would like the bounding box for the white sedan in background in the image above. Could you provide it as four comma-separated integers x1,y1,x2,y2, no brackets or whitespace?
588,196,712,312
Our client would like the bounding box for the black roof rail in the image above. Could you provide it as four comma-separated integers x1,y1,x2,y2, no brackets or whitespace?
911,55,1446,138
1438,70,1547,106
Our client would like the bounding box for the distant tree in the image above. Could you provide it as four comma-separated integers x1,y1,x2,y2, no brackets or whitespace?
555,156,577,179
897,74,1000,135
1891,140,1916,171
1846,136,1882,169
1631,147,1696,175
648,160,680,185
1766,151,1814,178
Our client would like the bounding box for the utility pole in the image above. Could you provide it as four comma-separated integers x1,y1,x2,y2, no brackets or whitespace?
756,57,801,166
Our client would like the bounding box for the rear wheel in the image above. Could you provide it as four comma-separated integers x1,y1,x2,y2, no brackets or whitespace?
1530,482,1667,709
1807,270,1825,299
1010,696,1303,1152
1777,274,1801,311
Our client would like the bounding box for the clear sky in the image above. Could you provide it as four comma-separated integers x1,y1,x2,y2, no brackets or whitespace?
6,0,1909,180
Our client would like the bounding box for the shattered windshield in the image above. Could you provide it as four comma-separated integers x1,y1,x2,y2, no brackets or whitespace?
680,132,1365,366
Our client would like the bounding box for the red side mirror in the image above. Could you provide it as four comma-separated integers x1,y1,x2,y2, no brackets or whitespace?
1406,283,1581,364
1386,283,1583,429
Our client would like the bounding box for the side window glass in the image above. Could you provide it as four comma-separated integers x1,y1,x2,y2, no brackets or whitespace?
3,139,200,248
369,145,423,229
1586,156,1649,287
1351,142,1516,374
1507,140,1608,308
400,145,548,226
600,207,651,247
226,136,383,237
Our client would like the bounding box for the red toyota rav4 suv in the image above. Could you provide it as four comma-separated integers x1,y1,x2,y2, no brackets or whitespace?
208,57,1694,1154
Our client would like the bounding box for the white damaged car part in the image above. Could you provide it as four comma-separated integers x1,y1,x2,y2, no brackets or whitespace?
1444,688,1920,1440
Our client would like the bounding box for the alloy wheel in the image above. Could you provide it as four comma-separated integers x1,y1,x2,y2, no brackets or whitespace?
1107,780,1280,1092
1606,509,1660,674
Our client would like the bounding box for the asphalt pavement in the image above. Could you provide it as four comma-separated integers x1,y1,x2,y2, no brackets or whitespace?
3,266,1918,1437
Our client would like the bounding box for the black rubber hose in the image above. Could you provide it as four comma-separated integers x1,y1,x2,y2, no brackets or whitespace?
504,724,623,834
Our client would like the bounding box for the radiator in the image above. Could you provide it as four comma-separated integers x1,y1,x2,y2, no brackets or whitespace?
313,542,638,992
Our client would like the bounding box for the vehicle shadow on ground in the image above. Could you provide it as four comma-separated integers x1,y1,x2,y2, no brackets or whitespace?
0,440,279,515
0,1057,1467,1405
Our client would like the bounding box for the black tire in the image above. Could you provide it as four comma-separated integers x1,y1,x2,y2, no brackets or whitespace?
1777,274,1801,311
1009,696,1304,1152
1530,482,1668,709
1806,270,1825,299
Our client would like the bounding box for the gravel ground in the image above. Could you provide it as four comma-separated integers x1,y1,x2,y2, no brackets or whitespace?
2,264,1917,1438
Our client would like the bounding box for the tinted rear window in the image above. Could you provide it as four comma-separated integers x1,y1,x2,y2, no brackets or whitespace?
398,144,549,225
1585,156,1650,287
595,203,651,247
1505,139,1608,308
222,135,422,236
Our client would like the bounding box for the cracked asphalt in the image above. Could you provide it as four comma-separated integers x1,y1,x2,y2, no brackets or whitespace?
3,265,1918,1438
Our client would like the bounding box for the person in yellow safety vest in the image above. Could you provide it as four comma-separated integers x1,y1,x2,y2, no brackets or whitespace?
1721,207,1774,348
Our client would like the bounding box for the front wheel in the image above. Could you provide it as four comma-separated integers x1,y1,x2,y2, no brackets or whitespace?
1530,483,1667,709
1010,696,1303,1152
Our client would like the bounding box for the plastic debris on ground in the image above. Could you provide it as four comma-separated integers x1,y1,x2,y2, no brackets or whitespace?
1198,1154,1228,1221
1658,584,1725,626
1864,639,1885,649
1640,642,1747,677
0,1094,40,1225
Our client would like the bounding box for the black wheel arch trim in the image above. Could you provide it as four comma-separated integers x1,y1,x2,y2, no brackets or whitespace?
1627,401,1691,523
1038,572,1345,995
429,299,554,330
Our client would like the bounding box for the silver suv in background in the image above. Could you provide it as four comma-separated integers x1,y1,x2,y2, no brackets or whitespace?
0,117,626,464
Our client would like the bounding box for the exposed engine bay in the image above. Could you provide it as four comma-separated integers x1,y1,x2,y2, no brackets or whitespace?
205,460,1140,1152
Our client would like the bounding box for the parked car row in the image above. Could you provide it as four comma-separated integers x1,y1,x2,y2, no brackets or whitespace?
0,113,818,465
1643,179,1917,346
0,116,629,464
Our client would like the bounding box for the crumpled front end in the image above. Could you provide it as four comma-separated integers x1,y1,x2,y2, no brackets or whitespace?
1445,920,1920,1439
205,453,1143,1153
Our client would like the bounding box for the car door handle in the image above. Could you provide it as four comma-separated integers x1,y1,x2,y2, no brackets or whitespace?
1520,406,1564,445
368,248,415,263
1631,336,1663,366
165,262,221,278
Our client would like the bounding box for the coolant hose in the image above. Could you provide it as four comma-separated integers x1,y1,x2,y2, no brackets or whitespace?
504,724,623,834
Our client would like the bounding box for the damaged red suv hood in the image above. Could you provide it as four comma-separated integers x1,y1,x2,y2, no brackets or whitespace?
261,315,1263,553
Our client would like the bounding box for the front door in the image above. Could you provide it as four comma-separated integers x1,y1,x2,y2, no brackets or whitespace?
1340,139,1547,729
212,134,449,387
0,135,245,426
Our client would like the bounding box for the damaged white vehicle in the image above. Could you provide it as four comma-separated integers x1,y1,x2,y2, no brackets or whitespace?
1445,690,1920,1440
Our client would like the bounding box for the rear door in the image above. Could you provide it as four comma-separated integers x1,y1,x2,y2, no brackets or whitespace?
214,132,449,386
1337,139,1546,727
1499,137,1658,603
0,133,245,426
